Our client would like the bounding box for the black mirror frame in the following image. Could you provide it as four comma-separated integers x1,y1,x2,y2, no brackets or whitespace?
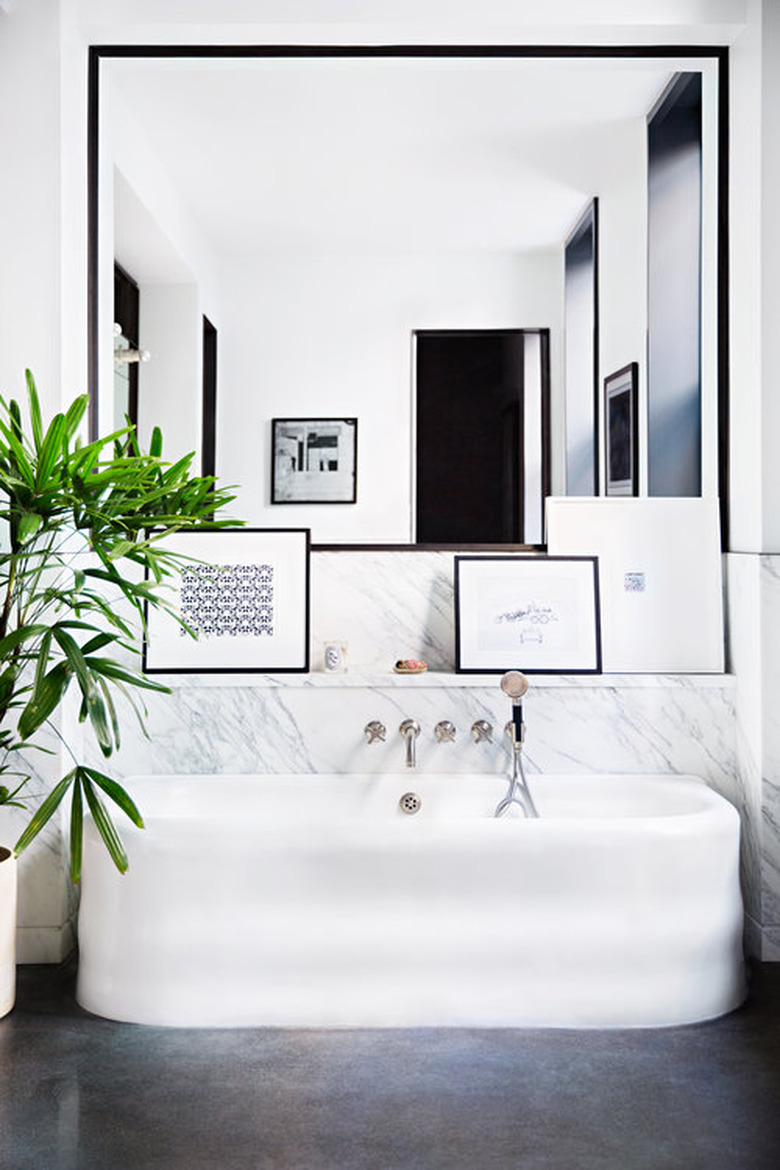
87,43,730,548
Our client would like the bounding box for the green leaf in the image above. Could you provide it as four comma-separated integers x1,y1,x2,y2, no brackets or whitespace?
16,511,43,544
33,629,52,695
82,766,144,829
18,662,71,739
35,413,67,489
106,539,135,562
149,427,163,459
0,624,49,657
81,775,129,874
69,775,83,883
25,369,43,451
80,631,118,655
96,675,121,749
86,688,113,757
62,394,88,442
84,657,170,693
51,627,95,701
13,770,76,856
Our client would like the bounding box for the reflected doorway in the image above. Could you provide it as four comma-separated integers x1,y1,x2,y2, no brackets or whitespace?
113,263,139,430
414,329,550,544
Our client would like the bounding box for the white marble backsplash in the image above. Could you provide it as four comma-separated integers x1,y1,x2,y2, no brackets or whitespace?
725,551,780,959
310,550,457,672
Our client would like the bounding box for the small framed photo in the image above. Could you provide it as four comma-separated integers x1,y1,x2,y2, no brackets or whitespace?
143,528,310,673
454,555,602,674
272,418,357,504
604,363,638,496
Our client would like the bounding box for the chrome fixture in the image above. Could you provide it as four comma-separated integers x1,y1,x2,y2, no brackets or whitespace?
115,348,151,365
399,719,421,769
399,792,422,815
434,720,456,743
113,322,151,364
364,720,386,744
471,720,493,743
495,671,538,819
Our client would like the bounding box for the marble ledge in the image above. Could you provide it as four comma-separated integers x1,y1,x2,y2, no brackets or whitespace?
151,671,737,690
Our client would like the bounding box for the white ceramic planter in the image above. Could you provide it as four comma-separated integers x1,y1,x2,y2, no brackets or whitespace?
0,845,17,1018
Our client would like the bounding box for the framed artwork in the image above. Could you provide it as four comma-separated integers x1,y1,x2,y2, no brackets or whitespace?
143,528,310,673
605,362,639,496
454,555,601,674
272,418,357,504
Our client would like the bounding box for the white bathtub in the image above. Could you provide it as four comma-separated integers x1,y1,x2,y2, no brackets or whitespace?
76,773,745,1028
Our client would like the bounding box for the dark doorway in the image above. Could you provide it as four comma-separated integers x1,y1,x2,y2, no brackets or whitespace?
202,316,217,480
113,263,139,428
414,329,550,544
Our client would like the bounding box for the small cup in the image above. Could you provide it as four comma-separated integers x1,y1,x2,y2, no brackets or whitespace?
323,641,348,673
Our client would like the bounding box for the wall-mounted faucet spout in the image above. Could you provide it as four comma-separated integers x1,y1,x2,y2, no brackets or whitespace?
399,719,421,769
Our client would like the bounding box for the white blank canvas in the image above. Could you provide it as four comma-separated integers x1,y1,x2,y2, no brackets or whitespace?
545,497,724,673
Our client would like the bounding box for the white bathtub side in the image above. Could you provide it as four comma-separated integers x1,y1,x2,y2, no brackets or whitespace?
75,775,746,1028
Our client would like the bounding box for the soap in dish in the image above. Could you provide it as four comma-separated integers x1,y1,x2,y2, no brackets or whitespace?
393,659,428,674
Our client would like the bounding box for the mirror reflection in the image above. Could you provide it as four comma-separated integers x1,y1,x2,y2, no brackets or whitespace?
94,50,723,545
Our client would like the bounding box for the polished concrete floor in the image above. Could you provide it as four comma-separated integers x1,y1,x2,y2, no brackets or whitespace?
0,960,779,1170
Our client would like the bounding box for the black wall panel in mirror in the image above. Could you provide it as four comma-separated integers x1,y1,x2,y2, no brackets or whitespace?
647,72,703,497
564,199,599,496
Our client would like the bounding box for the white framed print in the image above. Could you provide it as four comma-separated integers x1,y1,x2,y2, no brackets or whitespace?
143,528,310,673
454,555,601,674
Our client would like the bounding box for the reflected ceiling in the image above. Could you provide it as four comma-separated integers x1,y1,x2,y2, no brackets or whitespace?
109,57,674,258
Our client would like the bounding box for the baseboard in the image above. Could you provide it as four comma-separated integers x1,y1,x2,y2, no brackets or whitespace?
16,921,75,964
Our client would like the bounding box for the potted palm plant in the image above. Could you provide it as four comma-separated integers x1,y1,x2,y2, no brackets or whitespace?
0,371,236,1015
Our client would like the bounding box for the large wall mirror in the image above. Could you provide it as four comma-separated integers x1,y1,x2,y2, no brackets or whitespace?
88,47,728,547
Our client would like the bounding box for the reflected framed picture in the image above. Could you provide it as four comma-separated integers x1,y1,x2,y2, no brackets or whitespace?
454,555,601,674
143,528,310,673
604,363,638,496
272,418,357,504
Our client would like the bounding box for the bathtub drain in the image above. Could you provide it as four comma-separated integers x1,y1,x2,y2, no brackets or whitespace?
399,792,422,815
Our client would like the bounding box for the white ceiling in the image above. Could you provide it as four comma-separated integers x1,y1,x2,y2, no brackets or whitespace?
109,56,680,258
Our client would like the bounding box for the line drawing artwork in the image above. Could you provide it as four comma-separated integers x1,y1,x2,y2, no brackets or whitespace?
494,600,560,645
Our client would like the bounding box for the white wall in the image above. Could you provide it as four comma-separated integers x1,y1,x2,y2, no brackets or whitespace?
105,80,226,461
138,284,202,458
216,249,562,542
0,0,63,413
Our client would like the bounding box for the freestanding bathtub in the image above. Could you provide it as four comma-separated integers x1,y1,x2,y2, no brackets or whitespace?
76,773,745,1028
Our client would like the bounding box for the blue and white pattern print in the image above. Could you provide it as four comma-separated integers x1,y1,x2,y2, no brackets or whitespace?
179,563,274,637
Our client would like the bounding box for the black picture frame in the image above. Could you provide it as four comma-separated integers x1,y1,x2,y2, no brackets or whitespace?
454,554,602,674
271,418,357,505
604,363,639,496
143,527,311,674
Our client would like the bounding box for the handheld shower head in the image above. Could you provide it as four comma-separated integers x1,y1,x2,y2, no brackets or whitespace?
501,671,528,744
500,671,528,701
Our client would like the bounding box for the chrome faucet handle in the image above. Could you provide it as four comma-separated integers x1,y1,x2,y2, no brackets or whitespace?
434,720,456,743
471,720,493,743
364,720,386,744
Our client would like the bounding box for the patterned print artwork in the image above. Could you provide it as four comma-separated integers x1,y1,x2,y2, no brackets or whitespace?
179,563,274,637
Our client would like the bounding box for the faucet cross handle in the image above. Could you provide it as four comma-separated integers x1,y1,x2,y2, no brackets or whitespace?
434,720,456,743
364,720,386,744
471,720,493,743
